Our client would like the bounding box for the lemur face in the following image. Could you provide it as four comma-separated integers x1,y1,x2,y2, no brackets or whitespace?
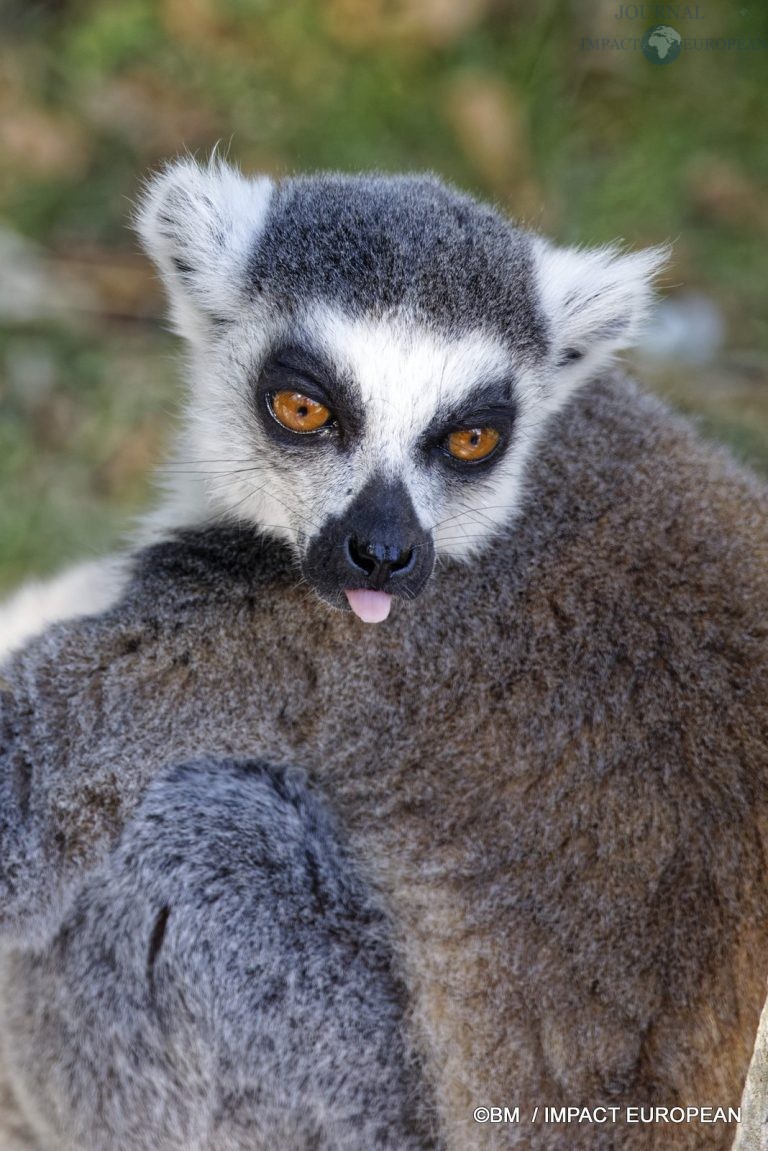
138,161,664,621
245,307,529,620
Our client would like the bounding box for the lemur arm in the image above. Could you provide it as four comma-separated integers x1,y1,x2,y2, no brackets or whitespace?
0,632,134,942
0,687,48,941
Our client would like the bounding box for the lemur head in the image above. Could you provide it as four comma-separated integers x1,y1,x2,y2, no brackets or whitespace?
137,158,665,622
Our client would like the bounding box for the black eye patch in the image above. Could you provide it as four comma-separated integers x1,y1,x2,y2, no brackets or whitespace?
422,379,517,450
255,342,364,444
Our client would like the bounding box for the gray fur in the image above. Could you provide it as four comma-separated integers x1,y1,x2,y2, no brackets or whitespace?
1,759,433,1150
1,373,767,1149
134,161,664,569
246,173,548,346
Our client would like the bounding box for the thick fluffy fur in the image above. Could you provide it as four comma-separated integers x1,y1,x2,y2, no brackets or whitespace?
0,162,665,658
0,557,129,663
133,161,664,563
2,375,767,1149
1,759,432,1150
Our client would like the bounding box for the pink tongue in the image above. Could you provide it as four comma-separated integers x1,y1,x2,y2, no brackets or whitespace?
344,589,392,623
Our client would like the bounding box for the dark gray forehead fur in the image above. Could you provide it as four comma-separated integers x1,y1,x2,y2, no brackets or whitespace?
247,173,549,356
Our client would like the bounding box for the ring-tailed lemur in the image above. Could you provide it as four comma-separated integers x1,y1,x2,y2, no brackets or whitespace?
1,163,767,1151
0,158,662,648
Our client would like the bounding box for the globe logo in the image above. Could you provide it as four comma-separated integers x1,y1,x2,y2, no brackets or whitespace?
641,25,682,64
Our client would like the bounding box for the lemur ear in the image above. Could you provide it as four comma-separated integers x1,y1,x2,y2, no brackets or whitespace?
533,238,670,383
135,157,273,340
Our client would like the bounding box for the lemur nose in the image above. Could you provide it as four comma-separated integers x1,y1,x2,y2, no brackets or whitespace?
345,536,416,585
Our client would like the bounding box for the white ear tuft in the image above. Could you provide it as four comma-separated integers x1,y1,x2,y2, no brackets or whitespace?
135,156,273,340
534,238,670,384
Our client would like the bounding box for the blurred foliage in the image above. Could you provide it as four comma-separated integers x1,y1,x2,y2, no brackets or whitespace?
0,0,767,590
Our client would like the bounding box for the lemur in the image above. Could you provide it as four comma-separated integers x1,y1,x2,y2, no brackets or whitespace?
1,161,767,1150
0,159,663,648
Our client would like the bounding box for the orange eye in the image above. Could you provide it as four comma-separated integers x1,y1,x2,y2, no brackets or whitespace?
270,390,332,434
446,426,501,462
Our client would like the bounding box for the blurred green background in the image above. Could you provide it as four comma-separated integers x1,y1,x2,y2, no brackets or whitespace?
0,0,767,593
